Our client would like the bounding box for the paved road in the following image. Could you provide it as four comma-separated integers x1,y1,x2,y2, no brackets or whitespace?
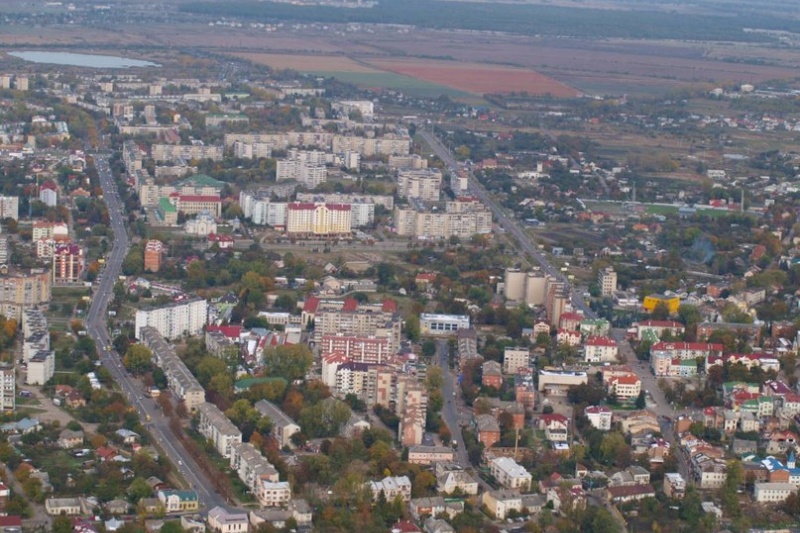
85,155,227,511
419,127,594,319
437,340,492,491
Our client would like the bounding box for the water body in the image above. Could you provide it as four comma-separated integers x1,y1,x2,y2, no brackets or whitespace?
8,51,159,69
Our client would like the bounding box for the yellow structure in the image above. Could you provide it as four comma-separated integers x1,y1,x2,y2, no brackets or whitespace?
642,294,680,314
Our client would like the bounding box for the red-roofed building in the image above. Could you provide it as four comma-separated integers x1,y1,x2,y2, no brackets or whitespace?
206,325,242,340
207,233,234,249
559,312,584,332
287,202,352,236
39,180,58,207
415,273,437,288
584,336,618,363
174,194,221,216
608,374,642,401
0,516,22,528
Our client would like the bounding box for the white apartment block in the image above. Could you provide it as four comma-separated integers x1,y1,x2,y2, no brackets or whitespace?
332,134,411,157
224,132,334,151
257,481,291,507
388,154,427,169
233,140,273,159
490,457,532,490
394,198,492,240
238,190,289,228
754,482,798,503
138,327,206,411
503,347,530,374
0,366,14,411
294,194,375,227
598,267,617,297
286,202,352,236
229,442,279,491
397,169,442,202
276,158,327,189
0,196,19,221
27,350,54,385
135,297,207,339
196,402,243,458
332,100,374,120
151,144,223,162
295,192,394,210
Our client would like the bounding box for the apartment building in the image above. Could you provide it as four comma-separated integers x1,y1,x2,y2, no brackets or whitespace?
503,347,530,374
388,154,427,169
482,490,523,520
394,198,492,240
224,132,334,151
138,327,205,411
332,133,411,157
135,297,208,339
254,400,301,449
232,140,273,159
309,298,401,353
27,350,54,385
151,144,223,162
52,244,84,284
663,473,686,499
0,268,51,321
319,334,391,364
39,181,57,207
607,374,642,401
239,190,288,227
295,195,375,227
286,202,352,236
257,481,291,508
490,457,532,490
585,405,612,431
296,192,393,210
396,169,442,202
598,267,617,297
636,320,685,342
0,366,14,411
229,442,279,492
169,194,222,217
0,196,19,221
397,376,427,447
276,158,327,189
144,240,164,273
457,328,480,364
650,342,724,376
584,336,619,363
196,402,243,458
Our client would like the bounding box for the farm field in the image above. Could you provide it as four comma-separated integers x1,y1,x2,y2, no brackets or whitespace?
363,58,578,97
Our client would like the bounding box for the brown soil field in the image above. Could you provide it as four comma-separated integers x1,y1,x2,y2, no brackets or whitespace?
235,52,377,72
364,58,579,96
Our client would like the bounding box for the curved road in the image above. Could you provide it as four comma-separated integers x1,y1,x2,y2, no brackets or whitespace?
85,154,226,510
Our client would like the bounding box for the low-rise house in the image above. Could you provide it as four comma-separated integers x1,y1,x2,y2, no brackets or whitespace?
58,429,84,449
606,484,656,503
663,473,686,499
408,445,455,465
423,518,455,533
0,516,23,532
537,414,569,442
436,467,479,495
115,429,140,445
482,489,522,520
207,506,249,533
409,497,463,521
157,490,199,513
138,498,165,516
609,466,650,486
104,499,129,516
369,476,412,502
45,497,82,516
391,520,422,533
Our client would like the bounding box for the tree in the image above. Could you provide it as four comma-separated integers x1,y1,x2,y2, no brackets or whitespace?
53,514,72,533
422,339,437,358
721,459,743,518
635,390,646,409
651,301,671,320
405,315,420,342
127,477,152,503
299,399,351,438
122,345,153,375
159,522,185,533
263,344,313,381
195,356,228,386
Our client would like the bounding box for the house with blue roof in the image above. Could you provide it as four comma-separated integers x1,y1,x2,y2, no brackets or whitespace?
761,452,800,485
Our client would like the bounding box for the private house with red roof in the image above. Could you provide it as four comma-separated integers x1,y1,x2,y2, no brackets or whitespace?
556,329,581,347
207,233,234,249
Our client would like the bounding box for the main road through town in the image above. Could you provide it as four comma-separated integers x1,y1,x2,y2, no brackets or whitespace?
84,154,227,510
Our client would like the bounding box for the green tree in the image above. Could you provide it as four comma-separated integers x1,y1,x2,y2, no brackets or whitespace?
159,522,185,533
405,315,420,342
122,345,153,374
422,339,436,358
299,399,351,438
635,390,646,409
195,356,228,386
53,515,72,533
127,477,152,503
263,344,313,381
721,459,743,518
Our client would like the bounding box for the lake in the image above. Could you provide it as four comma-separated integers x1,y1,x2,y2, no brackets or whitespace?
8,51,160,69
